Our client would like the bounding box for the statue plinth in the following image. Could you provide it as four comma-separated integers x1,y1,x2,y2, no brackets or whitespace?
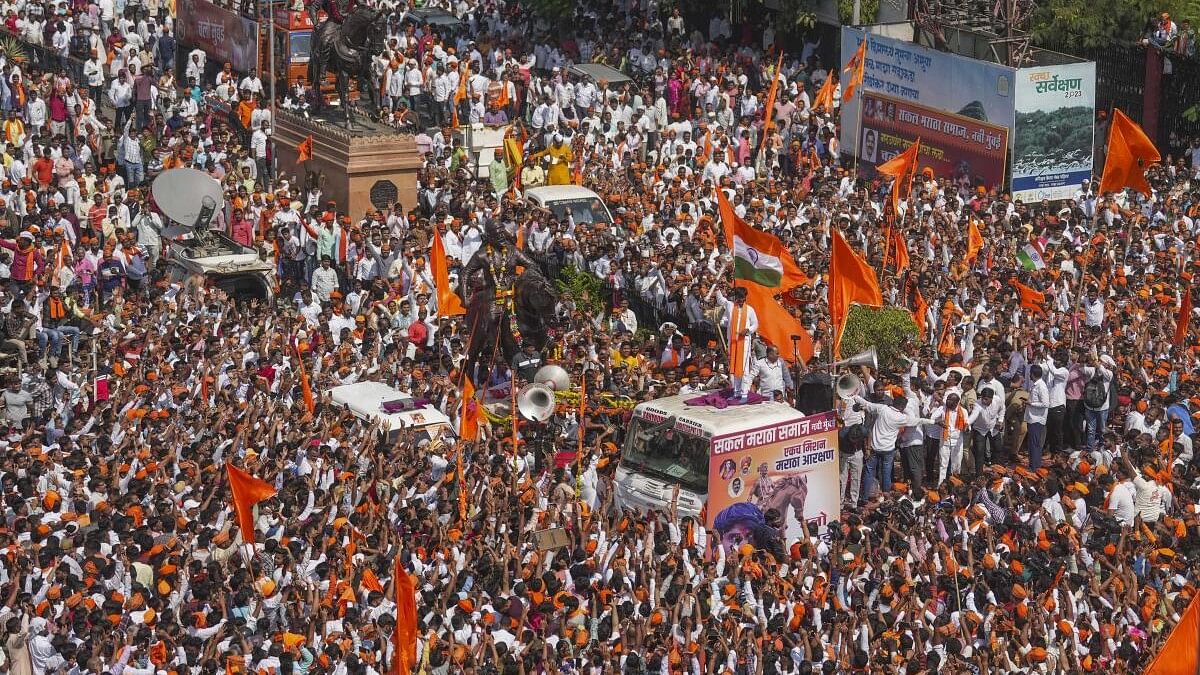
273,109,422,218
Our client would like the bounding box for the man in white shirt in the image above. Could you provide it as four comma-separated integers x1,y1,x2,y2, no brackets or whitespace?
251,121,271,189
853,393,934,502
1024,364,1049,469
967,387,1000,474
747,346,792,401
1081,354,1114,451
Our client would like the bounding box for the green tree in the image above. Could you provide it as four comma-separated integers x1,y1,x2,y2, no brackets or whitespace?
1032,0,1190,49
839,305,918,372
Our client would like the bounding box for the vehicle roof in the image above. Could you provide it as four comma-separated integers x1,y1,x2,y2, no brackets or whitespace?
568,63,632,84
329,381,452,431
524,185,604,204
632,392,807,437
405,7,463,26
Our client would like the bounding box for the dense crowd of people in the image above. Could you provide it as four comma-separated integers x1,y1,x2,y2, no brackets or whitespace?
0,0,1199,673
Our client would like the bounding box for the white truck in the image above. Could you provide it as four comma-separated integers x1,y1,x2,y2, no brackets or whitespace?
328,381,453,443
614,393,840,552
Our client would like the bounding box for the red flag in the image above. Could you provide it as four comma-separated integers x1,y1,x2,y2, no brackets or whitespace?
460,376,479,441
966,218,984,263
812,74,837,114
1144,592,1200,675
225,462,277,545
762,52,785,134
392,559,417,675
876,139,921,217
892,229,909,273
432,230,467,317
1099,108,1161,197
842,38,867,103
1177,287,1192,347
830,229,883,358
297,135,314,163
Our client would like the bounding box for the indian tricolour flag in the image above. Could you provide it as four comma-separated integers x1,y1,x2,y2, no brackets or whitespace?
719,190,806,290
1017,242,1046,271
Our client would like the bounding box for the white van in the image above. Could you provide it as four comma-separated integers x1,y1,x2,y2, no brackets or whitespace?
523,185,614,225
328,381,453,442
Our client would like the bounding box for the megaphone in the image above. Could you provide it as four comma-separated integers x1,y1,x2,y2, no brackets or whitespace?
517,383,557,422
834,347,878,370
836,373,861,400
533,364,571,391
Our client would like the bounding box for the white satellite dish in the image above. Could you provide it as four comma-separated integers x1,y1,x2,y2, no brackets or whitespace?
151,168,224,227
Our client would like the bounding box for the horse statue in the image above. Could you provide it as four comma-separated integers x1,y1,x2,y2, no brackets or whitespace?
460,223,558,382
306,4,386,129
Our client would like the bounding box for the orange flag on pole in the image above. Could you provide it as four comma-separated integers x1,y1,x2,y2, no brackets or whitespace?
842,38,868,103
432,230,467,317
1010,280,1046,315
460,376,479,441
812,74,837,114
1099,108,1160,197
1144,592,1200,675
297,134,314,163
1177,287,1193,347
225,462,277,545
762,52,785,134
892,229,909,273
294,342,315,415
743,283,813,364
911,286,928,337
392,560,417,675
360,569,385,594
966,218,984,263
830,228,883,358
876,139,921,216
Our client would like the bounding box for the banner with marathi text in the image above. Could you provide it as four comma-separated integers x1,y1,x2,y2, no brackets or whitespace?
859,91,1010,189
177,0,260,75
706,411,840,555
1011,62,1097,202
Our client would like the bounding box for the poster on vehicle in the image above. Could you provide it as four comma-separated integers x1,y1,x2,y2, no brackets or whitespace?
840,27,1016,158
860,91,1010,190
706,411,840,554
177,0,260,75
1011,62,1097,202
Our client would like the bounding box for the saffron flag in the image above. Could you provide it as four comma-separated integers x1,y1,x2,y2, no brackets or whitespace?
392,560,417,675
225,462,277,545
718,190,806,290
911,286,928,337
876,139,921,216
892,229,909,273
460,376,479,441
812,74,837,114
762,52,785,134
361,569,384,594
1144,592,1200,675
830,228,883,358
294,343,315,415
432,230,467,317
1177,287,1193,347
1099,108,1160,198
842,38,867,103
297,135,314,163
966,218,984,263
1011,280,1046,315
744,283,813,364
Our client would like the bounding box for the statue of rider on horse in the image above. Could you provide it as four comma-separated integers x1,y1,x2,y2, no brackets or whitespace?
305,0,385,128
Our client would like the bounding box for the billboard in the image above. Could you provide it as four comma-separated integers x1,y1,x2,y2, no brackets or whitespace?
177,0,260,75
706,411,840,554
860,91,1009,189
840,27,1016,159
1011,62,1097,202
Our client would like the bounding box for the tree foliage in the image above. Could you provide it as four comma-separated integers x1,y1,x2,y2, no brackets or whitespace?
522,0,574,21
837,0,879,26
1032,0,1190,49
840,305,919,372
555,266,604,317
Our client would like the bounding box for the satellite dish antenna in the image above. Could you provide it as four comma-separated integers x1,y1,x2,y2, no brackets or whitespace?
151,168,224,230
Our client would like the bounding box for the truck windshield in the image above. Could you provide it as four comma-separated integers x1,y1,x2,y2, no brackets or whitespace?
621,417,709,493
546,198,612,224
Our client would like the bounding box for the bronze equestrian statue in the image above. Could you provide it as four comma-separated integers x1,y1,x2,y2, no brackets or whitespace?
460,222,557,383
306,0,385,129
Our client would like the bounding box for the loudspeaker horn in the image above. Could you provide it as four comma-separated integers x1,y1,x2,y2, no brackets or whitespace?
517,383,557,422
836,373,862,400
533,364,571,391
834,346,878,370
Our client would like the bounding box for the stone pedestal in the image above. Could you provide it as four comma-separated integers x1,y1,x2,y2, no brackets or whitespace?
273,110,422,218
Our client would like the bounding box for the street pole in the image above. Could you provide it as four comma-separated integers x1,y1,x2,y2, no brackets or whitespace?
269,0,276,117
